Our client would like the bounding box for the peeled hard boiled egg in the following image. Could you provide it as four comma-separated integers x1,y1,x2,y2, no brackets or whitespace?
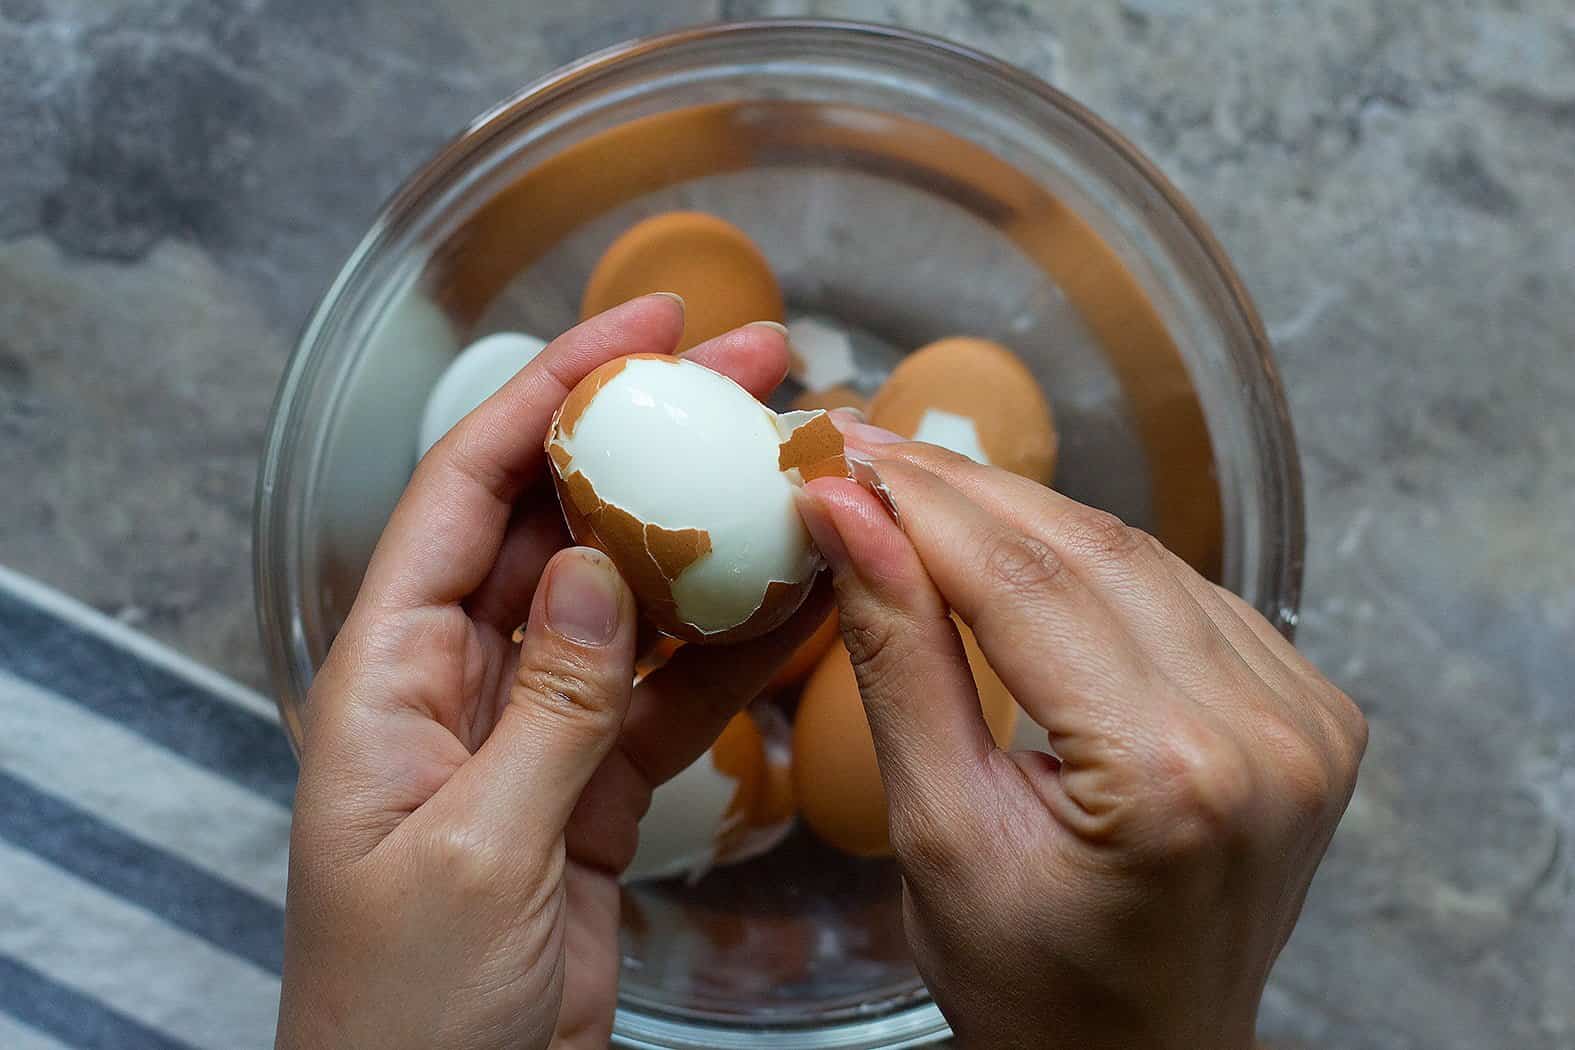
418,331,547,455
581,212,783,353
792,621,1019,858
545,354,848,644
626,708,795,883
869,337,1058,483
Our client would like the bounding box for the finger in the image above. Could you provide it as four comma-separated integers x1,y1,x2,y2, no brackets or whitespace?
841,428,1281,719
437,547,638,845
560,581,834,876
359,293,686,612
614,578,835,788
458,321,792,633
797,477,998,847
681,320,791,399
854,457,1182,771
461,496,570,632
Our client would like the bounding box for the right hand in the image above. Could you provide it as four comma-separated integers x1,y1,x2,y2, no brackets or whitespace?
797,422,1367,1050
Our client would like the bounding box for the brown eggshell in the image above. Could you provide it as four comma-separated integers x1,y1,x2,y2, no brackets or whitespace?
545,355,844,645
792,619,1019,858
581,212,784,352
869,337,1058,483
791,642,892,858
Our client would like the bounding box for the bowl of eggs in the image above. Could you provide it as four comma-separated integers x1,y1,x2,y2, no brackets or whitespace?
255,19,1304,1049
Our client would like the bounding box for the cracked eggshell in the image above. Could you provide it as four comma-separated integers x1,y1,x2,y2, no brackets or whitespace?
546,354,848,644
869,337,1058,483
418,332,547,456
624,707,795,883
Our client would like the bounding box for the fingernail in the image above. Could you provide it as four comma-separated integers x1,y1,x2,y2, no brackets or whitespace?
546,549,622,645
793,488,852,573
829,414,905,446
746,320,788,337
830,405,868,423
648,291,686,309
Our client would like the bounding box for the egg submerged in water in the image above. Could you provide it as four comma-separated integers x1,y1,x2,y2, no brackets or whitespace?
581,212,783,352
418,331,548,456
545,354,851,644
792,620,1021,858
869,336,1058,483
625,707,795,883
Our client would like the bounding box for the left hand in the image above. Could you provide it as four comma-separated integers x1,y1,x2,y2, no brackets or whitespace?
275,296,829,1050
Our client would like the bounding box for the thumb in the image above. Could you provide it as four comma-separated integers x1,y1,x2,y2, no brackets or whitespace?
454,546,638,849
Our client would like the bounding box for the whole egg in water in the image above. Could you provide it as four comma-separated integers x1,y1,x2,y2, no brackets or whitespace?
417,331,547,456
581,212,783,352
791,620,1019,858
869,336,1058,483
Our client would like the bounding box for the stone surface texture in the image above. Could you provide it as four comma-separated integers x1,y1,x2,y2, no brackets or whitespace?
3,2,1572,1047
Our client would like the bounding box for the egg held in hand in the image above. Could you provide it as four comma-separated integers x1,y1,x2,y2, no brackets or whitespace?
545,354,850,644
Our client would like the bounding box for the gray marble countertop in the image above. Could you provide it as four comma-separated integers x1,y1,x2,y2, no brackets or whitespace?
3,2,1572,1047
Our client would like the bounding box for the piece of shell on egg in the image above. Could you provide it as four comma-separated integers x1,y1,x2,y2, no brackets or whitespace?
625,706,795,883
791,620,1019,858
418,331,548,456
581,212,783,353
545,354,850,644
869,336,1058,483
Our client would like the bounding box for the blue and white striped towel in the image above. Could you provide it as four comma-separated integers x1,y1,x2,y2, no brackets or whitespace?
0,566,294,1049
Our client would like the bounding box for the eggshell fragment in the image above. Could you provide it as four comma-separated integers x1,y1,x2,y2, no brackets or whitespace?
869,337,1058,483
581,212,783,352
418,331,547,455
789,385,867,416
546,354,849,643
625,708,795,883
786,315,861,392
792,620,1018,858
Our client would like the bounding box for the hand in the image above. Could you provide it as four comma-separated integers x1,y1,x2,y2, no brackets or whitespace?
797,422,1367,1050
276,296,829,1050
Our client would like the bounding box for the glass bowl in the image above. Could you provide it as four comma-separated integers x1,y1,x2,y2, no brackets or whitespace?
255,19,1303,1049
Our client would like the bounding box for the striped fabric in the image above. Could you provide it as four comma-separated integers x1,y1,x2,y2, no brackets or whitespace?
0,566,294,1050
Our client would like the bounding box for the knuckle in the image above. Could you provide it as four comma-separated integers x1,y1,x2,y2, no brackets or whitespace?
1260,716,1337,822
1331,687,1370,765
424,825,511,896
980,531,1070,602
512,658,619,732
1055,509,1143,568
1151,725,1256,856
841,616,908,692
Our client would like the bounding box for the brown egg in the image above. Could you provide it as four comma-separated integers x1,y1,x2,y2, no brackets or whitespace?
788,385,868,415
581,212,783,352
869,337,1058,483
792,620,1018,858
768,607,841,691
